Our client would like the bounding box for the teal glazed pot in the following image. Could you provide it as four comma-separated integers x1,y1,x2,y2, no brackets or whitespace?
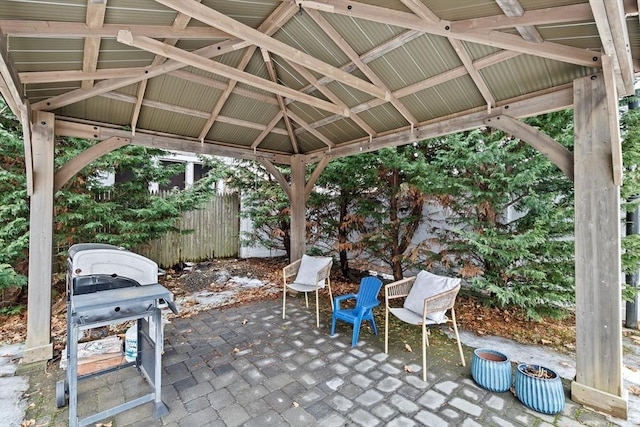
471,348,512,392
515,364,565,415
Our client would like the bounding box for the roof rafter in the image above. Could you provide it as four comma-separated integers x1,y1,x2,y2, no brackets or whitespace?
287,61,377,137
0,21,228,39
31,38,247,111
451,3,594,32
304,50,521,133
131,2,201,134
196,1,298,145
305,7,418,126
298,29,423,96
494,0,543,43
116,30,348,117
81,0,107,89
0,32,34,194
286,109,335,149
589,0,635,95
398,0,495,109
99,90,288,135
153,0,390,101
252,112,284,150
297,0,601,68
262,48,300,153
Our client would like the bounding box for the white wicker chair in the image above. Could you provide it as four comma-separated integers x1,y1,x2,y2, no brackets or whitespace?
282,255,333,327
385,275,466,381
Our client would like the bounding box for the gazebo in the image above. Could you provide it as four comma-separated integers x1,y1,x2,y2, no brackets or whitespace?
0,0,637,419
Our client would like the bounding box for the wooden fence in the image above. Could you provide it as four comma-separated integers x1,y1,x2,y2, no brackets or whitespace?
136,193,240,267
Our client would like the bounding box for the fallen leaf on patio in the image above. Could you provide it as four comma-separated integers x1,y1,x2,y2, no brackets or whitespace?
96,423,113,427
242,318,248,325
293,401,299,407
232,347,240,353
404,343,413,353
560,362,572,367
630,336,640,345
20,420,35,427
404,365,413,373
626,365,638,372
628,385,640,396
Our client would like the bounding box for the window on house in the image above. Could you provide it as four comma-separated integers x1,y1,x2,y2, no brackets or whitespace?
159,160,186,191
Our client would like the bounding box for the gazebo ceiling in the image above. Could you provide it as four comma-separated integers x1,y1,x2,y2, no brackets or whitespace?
1,0,638,165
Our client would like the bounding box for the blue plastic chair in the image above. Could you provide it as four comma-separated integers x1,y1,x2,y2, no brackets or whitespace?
331,276,383,347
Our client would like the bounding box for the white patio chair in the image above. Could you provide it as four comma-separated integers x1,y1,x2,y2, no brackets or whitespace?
384,271,466,381
282,254,333,327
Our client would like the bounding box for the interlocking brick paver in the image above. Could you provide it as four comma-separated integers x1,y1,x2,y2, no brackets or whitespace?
450,396,483,417
36,299,629,427
355,389,384,406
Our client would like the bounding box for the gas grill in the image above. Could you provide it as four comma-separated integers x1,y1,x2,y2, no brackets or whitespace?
57,243,178,427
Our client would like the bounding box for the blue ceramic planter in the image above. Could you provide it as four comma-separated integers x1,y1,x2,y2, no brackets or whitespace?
515,364,565,415
471,349,512,392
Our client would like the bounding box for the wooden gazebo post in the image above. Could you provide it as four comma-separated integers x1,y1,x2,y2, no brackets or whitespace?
571,72,628,418
289,155,306,262
22,111,55,364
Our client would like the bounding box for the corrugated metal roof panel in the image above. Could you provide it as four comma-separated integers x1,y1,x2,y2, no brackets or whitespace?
137,108,206,139
358,103,412,134
219,94,280,127
259,131,296,153
57,97,134,129
275,12,350,68
208,121,260,147
105,0,176,26
313,117,369,143
2,0,86,21
144,74,222,114
322,13,406,56
368,34,462,91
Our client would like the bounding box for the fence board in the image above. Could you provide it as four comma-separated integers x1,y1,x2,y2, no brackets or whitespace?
136,193,240,267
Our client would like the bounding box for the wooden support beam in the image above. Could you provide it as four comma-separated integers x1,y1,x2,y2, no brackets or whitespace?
262,48,300,154
54,136,130,191
23,111,55,364
590,0,635,95
305,156,330,200
306,8,418,126
31,39,244,111
484,115,573,180
54,119,292,165
257,158,291,200
571,72,628,420
289,155,307,262
495,0,543,43
602,55,624,186
305,85,574,163
0,20,229,39
154,0,389,101
81,0,107,89
298,0,601,68
451,3,594,32
116,31,349,117
0,33,34,194
197,1,296,142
